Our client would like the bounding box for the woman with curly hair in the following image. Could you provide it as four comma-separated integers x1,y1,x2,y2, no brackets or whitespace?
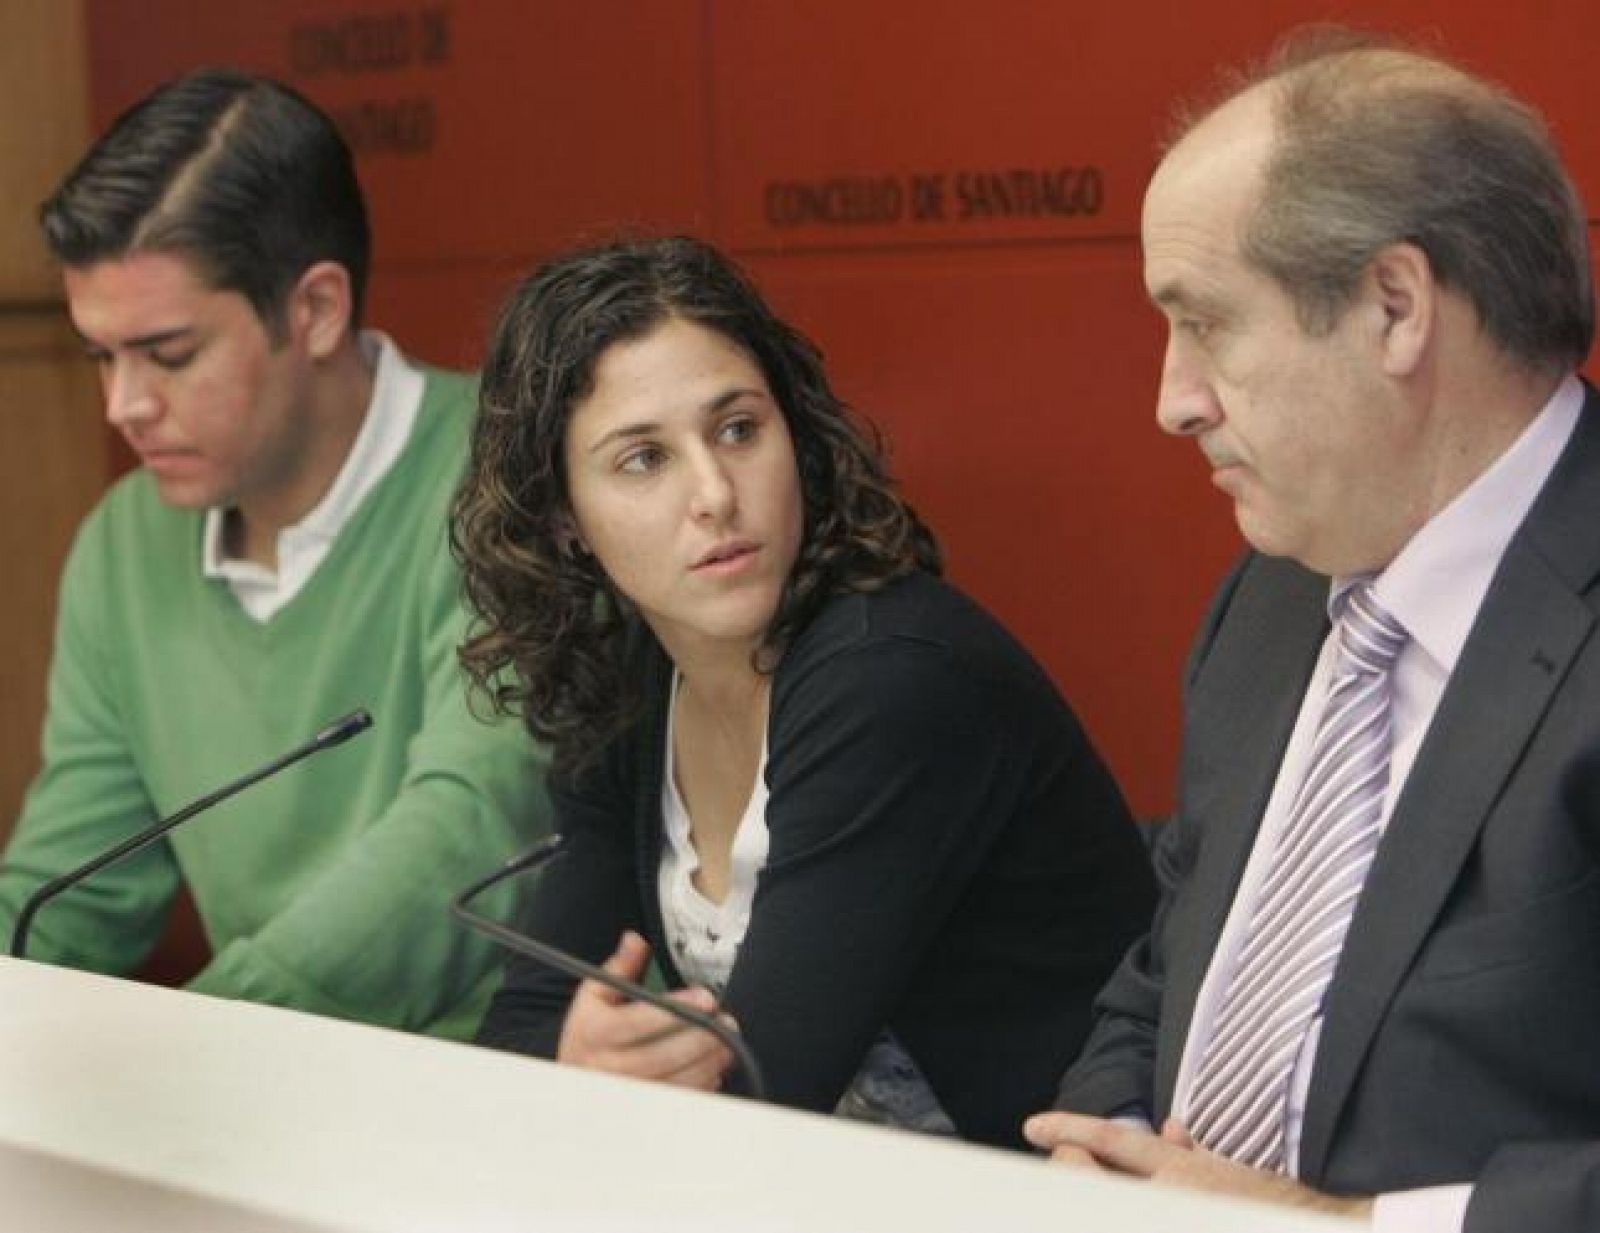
453,235,1154,1149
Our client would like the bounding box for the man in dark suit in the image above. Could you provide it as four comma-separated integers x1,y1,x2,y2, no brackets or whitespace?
1024,29,1600,1233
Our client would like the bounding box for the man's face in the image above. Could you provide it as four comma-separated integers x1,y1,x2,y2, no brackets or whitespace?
1141,91,1422,576
63,251,317,519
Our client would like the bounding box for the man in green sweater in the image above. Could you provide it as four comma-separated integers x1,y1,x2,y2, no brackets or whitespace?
1,69,549,1039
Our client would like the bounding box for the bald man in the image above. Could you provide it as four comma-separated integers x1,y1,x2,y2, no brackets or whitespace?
1027,30,1600,1233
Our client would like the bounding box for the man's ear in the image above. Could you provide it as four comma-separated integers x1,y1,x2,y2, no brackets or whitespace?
1367,242,1435,378
287,260,355,359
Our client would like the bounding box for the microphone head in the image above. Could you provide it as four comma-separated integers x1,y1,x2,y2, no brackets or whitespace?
507,834,567,875
315,709,374,749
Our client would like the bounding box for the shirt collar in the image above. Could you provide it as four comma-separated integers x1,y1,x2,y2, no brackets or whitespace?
201,330,423,579
1331,373,1583,673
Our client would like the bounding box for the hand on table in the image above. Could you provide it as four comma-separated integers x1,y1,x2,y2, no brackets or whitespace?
1023,1112,1372,1220
557,930,735,1092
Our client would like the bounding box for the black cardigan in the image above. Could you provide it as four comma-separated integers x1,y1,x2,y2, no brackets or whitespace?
478,572,1156,1150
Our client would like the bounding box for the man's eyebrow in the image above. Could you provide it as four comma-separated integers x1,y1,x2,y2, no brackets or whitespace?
74,325,197,351
1149,283,1209,312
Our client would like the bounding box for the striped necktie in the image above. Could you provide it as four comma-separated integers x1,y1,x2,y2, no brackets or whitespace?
1185,581,1408,1171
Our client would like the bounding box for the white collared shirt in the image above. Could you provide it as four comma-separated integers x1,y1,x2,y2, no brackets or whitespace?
201,331,424,622
1172,375,1584,1232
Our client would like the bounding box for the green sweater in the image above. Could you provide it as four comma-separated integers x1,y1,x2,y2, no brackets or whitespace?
2,367,548,1039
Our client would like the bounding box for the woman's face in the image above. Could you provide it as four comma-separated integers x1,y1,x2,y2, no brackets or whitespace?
561,315,804,664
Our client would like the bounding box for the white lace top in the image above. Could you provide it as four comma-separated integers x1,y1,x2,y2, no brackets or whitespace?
656,682,771,992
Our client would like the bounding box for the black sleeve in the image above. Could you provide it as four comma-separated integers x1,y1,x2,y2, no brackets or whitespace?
474,749,644,1058
715,633,1048,1119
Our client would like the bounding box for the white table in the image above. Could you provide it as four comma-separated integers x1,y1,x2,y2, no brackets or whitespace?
0,957,1345,1232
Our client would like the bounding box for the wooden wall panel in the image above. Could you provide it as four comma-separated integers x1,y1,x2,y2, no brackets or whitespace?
0,0,102,829
77,0,1600,817
0,317,105,826
0,0,90,302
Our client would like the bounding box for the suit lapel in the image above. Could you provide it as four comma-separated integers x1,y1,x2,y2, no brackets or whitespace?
1299,394,1600,1178
1155,557,1328,1114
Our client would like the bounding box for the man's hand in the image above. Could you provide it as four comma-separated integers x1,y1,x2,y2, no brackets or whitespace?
556,930,735,1091
1023,1112,1373,1220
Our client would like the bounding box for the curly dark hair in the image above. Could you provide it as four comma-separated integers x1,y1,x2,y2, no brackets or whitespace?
453,235,941,771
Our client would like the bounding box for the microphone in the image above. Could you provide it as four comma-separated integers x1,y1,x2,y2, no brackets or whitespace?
452,835,768,1101
10,709,373,960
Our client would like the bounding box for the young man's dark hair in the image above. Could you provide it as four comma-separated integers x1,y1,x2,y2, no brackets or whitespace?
40,68,370,335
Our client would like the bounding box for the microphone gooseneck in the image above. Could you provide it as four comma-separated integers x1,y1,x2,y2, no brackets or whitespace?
9,709,374,960
452,835,768,1102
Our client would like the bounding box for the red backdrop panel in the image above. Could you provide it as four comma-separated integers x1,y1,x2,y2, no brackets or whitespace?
83,0,1600,817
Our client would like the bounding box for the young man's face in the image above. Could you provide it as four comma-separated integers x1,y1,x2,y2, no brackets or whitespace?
63,251,319,520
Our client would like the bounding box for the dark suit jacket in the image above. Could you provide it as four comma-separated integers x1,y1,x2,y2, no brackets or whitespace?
1056,390,1600,1232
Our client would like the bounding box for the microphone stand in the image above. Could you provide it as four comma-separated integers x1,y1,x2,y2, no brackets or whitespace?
10,710,373,960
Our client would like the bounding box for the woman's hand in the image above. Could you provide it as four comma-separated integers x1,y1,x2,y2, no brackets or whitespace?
556,930,736,1091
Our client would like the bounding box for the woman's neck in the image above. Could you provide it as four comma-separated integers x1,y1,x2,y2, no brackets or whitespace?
670,654,771,904
657,626,770,717
678,658,766,720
